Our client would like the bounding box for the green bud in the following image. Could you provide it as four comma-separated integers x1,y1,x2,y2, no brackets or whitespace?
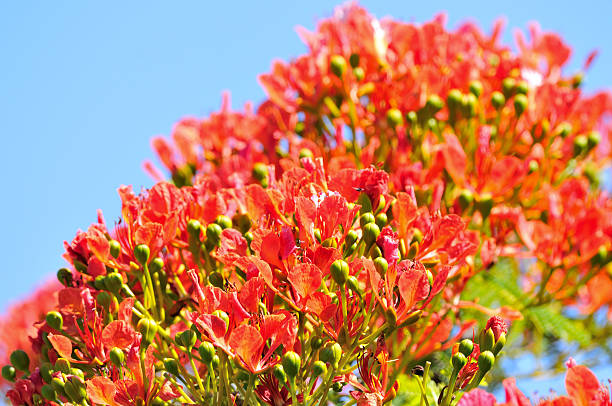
447,89,463,115
353,67,365,81
137,318,157,347
330,259,350,286
252,163,268,182
94,275,107,290
357,193,373,214
134,244,150,265
109,240,121,259
273,364,287,383
359,212,375,228
150,257,164,274
187,219,202,238
320,342,342,368
513,94,528,116
587,131,601,150
573,135,588,157
370,245,382,259
198,342,216,364
469,80,483,98
1,365,16,382
295,121,305,135
51,377,66,397
476,193,494,219
502,77,516,98
406,111,418,125
46,311,63,331
206,223,223,246
349,53,360,68
492,333,506,356
330,55,347,78
10,350,29,372
177,329,197,349
233,213,252,234
477,350,495,372
451,352,468,371
346,230,358,246
332,381,344,392
109,347,125,368
491,91,505,110
215,215,232,230
321,237,337,248
244,231,254,245
96,291,113,310
314,229,322,243
212,354,220,369
462,93,478,118
55,358,71,374
480,328,496,352
212,310,230,334
515,81,529,95
57,268,73,287
104,272,123,295
373,257,388,277
362,223,380,247
208,271,224,288
528,160,539,174
282,351,301,378
64,378,84,403
425,94,444,114
557,122,572,138
70,367,84,380
299,148,314,160
41,384,57,402
310,337,323,351
386,108,403,128
346,275,362,297
458,189,474,211
163,358,180,376
312,360,328,377
458,339,474,357
375,213,388,229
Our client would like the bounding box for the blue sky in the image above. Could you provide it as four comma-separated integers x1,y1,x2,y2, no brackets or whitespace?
0,0,610,396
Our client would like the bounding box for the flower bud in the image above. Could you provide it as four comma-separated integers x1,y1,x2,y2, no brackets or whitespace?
322,237,337,248
363,223,380,247
469,81,483,98
513,94,528,116
373,257,388,277
501,77,516,98
491,91,505,110
458,339,474,357
40,362,53,383
477,351,495,373
451,352,467,371
349,53,360,68
252,163,268,181
206,223,223,246
282,351,301,378
346,275,362,297
150,257,164,275
447,89,463,112
456,189,474,211
51,377,66,397
320,342,342,368
492,333,506,356
109,347,125,368
330,259,349,286
312,360,328,377
55,358,71,374
425,95,444,115
475,193,493,219
462,93,478,118
177,329,197,350
233,213,252,234
528,160,539,174
587,131,601,150
109,240,121,259
330,55,347,78
46,311,63,331
375,213,388,229
57,268,73,287
386,108,403,128
573,135,588,157
353,67,365,81
134,244,150,265
299,148,314,160
199,341,216,364
71,367,84,379
187,219,202,238
273,364,287,383
215,215,232,230
480,328,495,352
212,310,230,334
41,384,57,402
137,318,157,347
592,245,609,267
10,350,29,372
1,365,15,382
332,381,344,392
244,231,254,245
406,111,417,125
515,81,529,95
208,271,224,288
359,212,375,228
211,354,220,369
96,291,113,310
346,230,358,246
64,377,86,403
104,272,123,295
94,275,107,290
163,358,180,376
357,193,373,214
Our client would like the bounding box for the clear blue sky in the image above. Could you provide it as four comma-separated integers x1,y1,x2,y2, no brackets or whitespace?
0,0,610,396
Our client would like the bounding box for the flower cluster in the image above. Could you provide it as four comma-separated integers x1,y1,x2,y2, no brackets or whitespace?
1,3,611,406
